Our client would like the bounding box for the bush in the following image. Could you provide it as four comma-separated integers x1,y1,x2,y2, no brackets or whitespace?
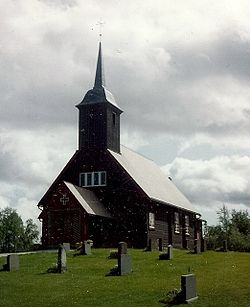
206,206,250,252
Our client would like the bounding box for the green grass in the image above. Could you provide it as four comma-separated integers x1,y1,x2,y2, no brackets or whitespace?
0,249,249,306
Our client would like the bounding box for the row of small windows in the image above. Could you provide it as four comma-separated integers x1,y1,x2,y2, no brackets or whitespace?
79,171,106,187
174,212,190,235
149,212,190,235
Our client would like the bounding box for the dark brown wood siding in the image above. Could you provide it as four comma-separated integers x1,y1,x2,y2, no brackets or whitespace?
39,148,199,250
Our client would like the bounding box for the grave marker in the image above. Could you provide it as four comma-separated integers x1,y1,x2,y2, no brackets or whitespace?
5,254,19,272
181,274,198,303
81,241,92,255
63,242,70,251
117,242,132,276
159,244,173,260
57,245,67,273
194,239,201,254
118,254,132,276
147,238,152,251
107,242,132,276
201,239,207,252
158,238,163,252
223,240,228,252
118,242,127,255
167,244,173,260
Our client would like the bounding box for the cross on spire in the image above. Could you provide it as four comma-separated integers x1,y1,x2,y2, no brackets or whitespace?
60,194,69,206
96,18,105,41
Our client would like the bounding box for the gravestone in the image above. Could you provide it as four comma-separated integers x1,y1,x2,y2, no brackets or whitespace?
78,241,92,255
168,244,173,260
158,238,163,252
57,245,67,273
181,274,198,303
223,240,228,252
201,239,207,252
5,254,19,272
84,241,92,255
147,238,152,251
63,242,70,251
118,242,127,255
117,242,132,275
194,239,201,254
118,254,132,275
83,241,92,255
159,244,173,260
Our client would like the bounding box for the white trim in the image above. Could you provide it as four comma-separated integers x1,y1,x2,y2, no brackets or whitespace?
149,212,155,230
185,215,190,236
174,212,180,234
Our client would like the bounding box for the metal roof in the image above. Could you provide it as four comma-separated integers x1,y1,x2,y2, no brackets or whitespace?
64,181,111,218
109,145,198,213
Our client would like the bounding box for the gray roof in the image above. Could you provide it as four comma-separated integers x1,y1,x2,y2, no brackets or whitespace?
64,181,111,218
109,146,197,213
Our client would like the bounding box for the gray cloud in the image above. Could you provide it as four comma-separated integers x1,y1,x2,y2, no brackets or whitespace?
40,0,78,9
163,155,250,207
1,0,250,225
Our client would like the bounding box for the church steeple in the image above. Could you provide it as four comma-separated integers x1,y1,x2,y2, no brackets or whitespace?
76,42,123,153
94,42,104,89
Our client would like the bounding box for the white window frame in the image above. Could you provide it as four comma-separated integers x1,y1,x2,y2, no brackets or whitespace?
185,215,190,236
79,171,107,187
174,212,180,234
149,212,155,230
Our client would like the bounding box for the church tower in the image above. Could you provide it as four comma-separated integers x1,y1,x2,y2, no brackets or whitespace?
76,42,123,153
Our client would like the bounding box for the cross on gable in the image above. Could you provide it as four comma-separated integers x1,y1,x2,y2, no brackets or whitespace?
60,194,69,206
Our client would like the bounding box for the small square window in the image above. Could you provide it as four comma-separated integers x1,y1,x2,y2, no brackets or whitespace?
185,215,190,236
93,172,99,185
174,212,180,234
86,173,92,186
79,173,85,187
100,172,106,185
149,212,155,230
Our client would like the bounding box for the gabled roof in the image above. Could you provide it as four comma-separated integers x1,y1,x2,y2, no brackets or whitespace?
64,181,111,218
109,145,197,213
38,150,81,208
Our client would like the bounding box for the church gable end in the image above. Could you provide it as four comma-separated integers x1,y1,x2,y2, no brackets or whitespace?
38,41,203,250
39,181,86,248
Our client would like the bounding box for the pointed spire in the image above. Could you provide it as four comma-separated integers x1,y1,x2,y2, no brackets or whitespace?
77,42,121,110
94,42,104,89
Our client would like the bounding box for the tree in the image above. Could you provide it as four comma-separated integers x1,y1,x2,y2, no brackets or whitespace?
22,219,39,251
207,205,250,252
0,207,39,253
217,204,230,240
229,210,250,252
231,210,250,236
206,225,223,250
0,207,24,252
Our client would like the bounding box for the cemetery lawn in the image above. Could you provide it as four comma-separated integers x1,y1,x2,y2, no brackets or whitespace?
0,249,249,307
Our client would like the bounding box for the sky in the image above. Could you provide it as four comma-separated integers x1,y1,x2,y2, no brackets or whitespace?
1,0,250,229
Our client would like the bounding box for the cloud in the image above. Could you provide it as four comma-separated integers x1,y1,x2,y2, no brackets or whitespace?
162,155,250,224
0,126,76,226
1,0,250,227
40,0,78,9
